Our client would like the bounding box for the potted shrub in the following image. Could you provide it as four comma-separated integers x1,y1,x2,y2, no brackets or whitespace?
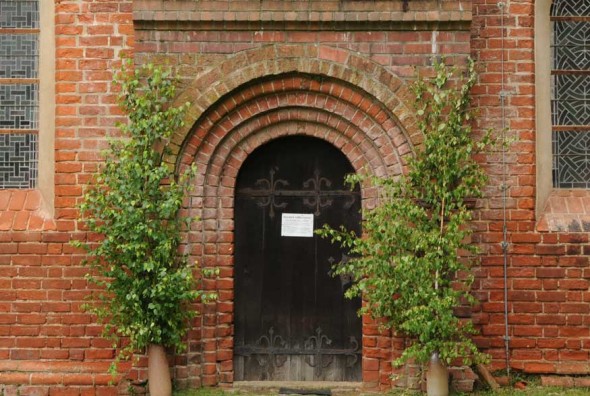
73,62,214,395
319,60,490,395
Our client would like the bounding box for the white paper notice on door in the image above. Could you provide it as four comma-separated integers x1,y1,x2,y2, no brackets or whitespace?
281,213,314,237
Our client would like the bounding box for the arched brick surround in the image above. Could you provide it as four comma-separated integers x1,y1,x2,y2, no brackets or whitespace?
169,44,421,162
4,0,590,393
174,48,418,389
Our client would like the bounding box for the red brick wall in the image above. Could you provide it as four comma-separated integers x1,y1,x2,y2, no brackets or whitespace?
133,0,472,390
2,0,590,394
1,1,134,394
471,0,590,377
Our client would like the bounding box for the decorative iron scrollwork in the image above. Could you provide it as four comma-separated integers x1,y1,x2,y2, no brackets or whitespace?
302,170,334,216
237,168,359,218
304,327,359,368
234,326,361,375
238,327,288,375
304,327,333,368
237,168,288,219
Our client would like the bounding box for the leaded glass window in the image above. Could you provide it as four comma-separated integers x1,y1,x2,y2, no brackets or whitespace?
0,0,39,188
551,0,590,188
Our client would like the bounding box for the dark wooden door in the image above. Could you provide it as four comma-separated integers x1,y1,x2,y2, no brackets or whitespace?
234,136,361,382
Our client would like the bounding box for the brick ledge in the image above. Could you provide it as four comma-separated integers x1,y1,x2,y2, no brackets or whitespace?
133,0,473,23
0,190,56,231
537,190,590,232
134,18,471,32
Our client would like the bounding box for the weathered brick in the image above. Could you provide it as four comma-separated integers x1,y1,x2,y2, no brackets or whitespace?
2,0,590,392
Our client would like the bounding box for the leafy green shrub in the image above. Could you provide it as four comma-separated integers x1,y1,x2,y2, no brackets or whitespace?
73,62,213,371
319,60,490,367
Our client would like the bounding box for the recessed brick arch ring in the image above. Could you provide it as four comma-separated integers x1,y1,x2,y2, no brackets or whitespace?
184,101,395,233
169,44,421,162
181,84,408,224
210,118,386,205
178,75,413,184
192,99,404,191
176,74,411,232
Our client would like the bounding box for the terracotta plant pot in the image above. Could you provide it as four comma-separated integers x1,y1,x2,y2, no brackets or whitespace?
426,352,449,396
148,344,172,396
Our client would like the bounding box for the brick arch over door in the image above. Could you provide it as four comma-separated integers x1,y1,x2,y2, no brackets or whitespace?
169,44,421,165
174,49,418,387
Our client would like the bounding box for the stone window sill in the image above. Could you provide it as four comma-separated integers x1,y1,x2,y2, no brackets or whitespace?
537,190,590,232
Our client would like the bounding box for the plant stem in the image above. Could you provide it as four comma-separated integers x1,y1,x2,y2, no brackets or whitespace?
435,196,445,291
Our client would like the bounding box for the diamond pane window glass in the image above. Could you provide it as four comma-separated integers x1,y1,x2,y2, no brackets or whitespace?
551,0,590,188
0,0,39,189
0,34,38,78
0,1,39,29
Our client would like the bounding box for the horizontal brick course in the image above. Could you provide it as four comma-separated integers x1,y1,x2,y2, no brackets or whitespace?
2,0,590,392
133,0,472,29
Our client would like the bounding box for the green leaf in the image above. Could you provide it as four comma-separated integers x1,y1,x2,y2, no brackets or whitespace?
72,61,215,370
319,58,490,367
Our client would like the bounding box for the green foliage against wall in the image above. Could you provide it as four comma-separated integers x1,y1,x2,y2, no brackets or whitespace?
319,60,490,367
73,62,213,370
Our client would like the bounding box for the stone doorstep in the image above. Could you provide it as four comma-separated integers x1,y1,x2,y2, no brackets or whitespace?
232,381,365,395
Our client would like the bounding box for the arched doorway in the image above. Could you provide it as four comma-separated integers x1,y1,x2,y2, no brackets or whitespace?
234,135,362,381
